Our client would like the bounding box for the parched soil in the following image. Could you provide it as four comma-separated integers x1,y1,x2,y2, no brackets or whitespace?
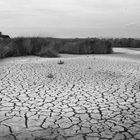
0,48,140,140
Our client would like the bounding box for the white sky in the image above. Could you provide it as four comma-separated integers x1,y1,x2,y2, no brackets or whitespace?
0,0,140,38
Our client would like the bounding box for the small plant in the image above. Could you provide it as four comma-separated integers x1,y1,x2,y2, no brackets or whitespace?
47,73,54,79
57,60,64,65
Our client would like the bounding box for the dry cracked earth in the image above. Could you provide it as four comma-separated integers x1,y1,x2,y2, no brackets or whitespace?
0,49,140,140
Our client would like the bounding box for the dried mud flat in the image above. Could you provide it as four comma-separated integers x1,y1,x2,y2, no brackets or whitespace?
0,48,140,140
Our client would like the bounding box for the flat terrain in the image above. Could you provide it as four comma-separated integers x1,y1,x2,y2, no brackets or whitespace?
0,48,140,140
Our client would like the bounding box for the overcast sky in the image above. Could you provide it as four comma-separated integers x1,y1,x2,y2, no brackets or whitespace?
0,0,140,38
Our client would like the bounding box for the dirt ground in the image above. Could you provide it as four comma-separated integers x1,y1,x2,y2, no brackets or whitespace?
0,48,140,140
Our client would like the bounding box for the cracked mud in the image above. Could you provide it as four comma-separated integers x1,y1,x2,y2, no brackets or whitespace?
0,54,140,140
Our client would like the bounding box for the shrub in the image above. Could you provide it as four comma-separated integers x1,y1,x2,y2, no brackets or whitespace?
38,47,59,57
0,44,12,58
47,73,54,78
11,37,33,56
0,39,15,58
0,37,114,59
30,37,49,55
105,40,113,54
57,60,64,64
88,39,113,54
111,38,140,48
58,38,113,54
131,39,140,48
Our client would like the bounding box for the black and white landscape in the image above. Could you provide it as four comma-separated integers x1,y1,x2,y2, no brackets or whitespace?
0,0,140,140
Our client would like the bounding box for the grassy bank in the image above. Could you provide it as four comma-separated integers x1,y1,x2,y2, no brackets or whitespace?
0,37,114,58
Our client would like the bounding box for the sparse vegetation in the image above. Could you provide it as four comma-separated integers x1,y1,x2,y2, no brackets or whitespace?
47,73,54,79
57,60,64,65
